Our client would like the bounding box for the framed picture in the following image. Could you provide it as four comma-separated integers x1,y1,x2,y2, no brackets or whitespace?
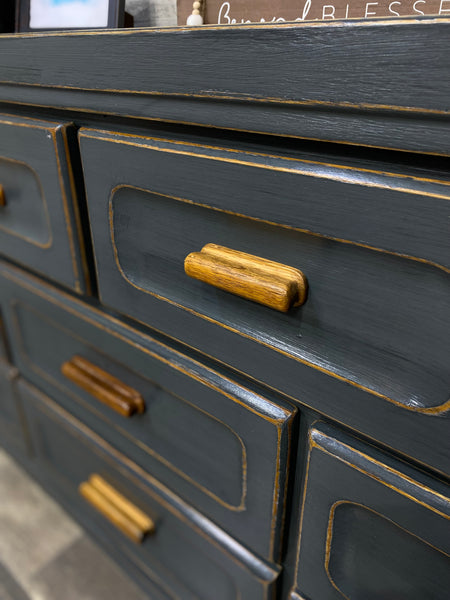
16,0,125,32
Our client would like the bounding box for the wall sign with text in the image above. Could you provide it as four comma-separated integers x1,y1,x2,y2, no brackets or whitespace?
178,0,450,24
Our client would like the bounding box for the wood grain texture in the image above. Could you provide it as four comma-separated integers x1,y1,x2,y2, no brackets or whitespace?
80,474,154,544
61,355,145,417
88,475,155,535
79,481,147,544
185,243,307,312
0,20,449,153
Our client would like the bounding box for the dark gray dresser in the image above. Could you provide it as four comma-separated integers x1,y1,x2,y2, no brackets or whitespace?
0,18,449,599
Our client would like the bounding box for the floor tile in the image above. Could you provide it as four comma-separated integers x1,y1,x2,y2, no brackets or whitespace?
29,537,143,600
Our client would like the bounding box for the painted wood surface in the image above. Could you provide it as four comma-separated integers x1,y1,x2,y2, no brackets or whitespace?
0,19,448,153
184,244,308,312
62,355,146,417
0,359,23,455
18,379,280,600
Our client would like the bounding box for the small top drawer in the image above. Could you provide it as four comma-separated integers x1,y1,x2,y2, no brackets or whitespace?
290,424,450,600
0,260,296,562
79,129,450,478
0,113,89,293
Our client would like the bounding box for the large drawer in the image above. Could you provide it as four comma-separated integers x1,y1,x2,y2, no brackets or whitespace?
18,379,279,600
0,260,295,562
290,424,450,600
79,129,450,479
0,113,89,293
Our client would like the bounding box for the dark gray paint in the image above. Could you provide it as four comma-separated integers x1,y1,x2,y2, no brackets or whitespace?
0,259,295,562
18,379,279,600
0,359,23,455
291,424,450,600
0,20,449,153
0,114,89,293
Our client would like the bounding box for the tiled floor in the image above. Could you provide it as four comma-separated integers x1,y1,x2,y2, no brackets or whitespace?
0,449,144,600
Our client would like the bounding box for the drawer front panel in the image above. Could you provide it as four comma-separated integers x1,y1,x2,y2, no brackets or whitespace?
18,379,279,600
78,130,450,479
0,114,89,292
0,359,24,454
290,424,450,600
0,261,295,561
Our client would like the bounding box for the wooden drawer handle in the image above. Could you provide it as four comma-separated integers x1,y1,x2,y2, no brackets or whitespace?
79,474,155,544
0,185,6,207
184,243,308,313
61,355,145,417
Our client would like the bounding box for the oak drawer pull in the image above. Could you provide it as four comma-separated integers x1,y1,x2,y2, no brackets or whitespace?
61,355,145,417
0,185,5,207
79,474,155,544
184,243,307,313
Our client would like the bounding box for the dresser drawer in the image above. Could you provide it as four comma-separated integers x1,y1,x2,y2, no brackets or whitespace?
18,379,279,600
0,359,24,455
290,424,450,600
79,129,450,477
0,114,89,292
0,260,295,562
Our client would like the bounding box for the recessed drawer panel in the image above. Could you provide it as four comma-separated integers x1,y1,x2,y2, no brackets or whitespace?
79,129,450,479
18,380,279,600
290,424,450,600
0,358,24,455
0,260,295,562
0,114,89,292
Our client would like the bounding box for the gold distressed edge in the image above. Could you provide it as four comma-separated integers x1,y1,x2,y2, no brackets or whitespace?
97,137,450,205
108,184,450,413
99,145,450,279
311,428,450,510
2,97,448,158
51,126,82,292
324,500,450,600
10,300,248,512
0,112,72,130
60,125,92,294
80,128,450,190
21,380,281,582
270,415,295,562
1,79,449,116
10,297,249,511
0,155,52,248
